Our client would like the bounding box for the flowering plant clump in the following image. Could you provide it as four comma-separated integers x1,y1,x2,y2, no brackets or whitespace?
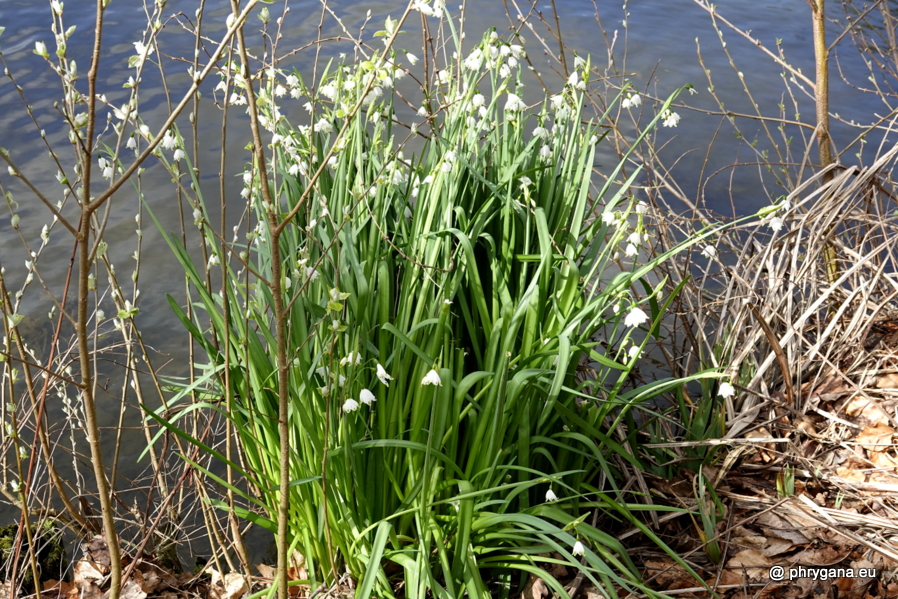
152,9,724,597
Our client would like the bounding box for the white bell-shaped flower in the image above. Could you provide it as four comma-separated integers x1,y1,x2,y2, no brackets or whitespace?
624,307,649,328
421,369,442,386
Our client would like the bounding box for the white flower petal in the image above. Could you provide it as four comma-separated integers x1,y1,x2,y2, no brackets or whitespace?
624,307,649,328
421,369,442,386
376,363,393,386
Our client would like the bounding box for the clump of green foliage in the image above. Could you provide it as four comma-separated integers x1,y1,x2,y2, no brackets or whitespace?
148,23,725,599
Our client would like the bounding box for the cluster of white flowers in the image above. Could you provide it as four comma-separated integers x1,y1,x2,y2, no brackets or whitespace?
505,93,526,113
549,94,571,122
277,133,311,180
624,230,641,257
464,48,484,71
342,363,391,413
98,156,114,179
319,81,338,102
661,109,681,128
412,0,446,18
440,150,457,173
380,157,409,186
112,102,135,122
161,129,181,151
566,70,586,91
337,352,359,367
411,173,433,200
314,117,334,134
621,92,642,109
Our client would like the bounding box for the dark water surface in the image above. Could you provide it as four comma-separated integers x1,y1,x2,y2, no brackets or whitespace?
0,0,890,563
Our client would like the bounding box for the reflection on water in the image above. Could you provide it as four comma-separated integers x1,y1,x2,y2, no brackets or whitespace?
0,0,892,562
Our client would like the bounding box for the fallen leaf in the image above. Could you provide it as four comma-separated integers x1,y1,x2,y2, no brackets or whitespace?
205,566,223,586
547,553,567,579
731,534,796,558
209,573,248,599
835,467,866,482
757,512,811,545
79,582,103,599
719,549,772,586
868,551,898,570
643,559,695,590
844,396,891,427
74,559,106,584
84,536,111,575
780,512,823,531
796,417,818,437
118,580,148,599
40,580,61,599
130,568,161,595
835,559,876,599
869,452,898,469
789,545,852,566
289,551,307,581
792,576,826,598
732,535,767,550
745,427,776,462
875,374,898,389
519,574,549,599
255,564,276,580
760,538,795,557
804,374,848,398
133,565,165,594
745,427,774,443
856,424,895,452
816,528,859,549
